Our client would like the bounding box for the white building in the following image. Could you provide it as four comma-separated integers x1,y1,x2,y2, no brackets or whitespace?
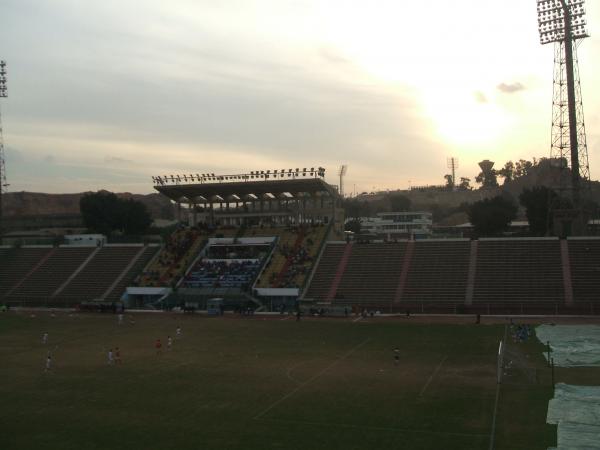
359,212,433,239
63,234,106,246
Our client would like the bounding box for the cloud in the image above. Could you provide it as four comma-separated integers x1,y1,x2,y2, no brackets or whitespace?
319,47,350,65
104,156,133,164
497,82,525,94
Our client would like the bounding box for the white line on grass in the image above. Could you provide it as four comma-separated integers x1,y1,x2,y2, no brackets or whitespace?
488,324,508,450
285,360,308,385
254,337,371,419
418,355,448,397
488,382,501,450
352,316,363,323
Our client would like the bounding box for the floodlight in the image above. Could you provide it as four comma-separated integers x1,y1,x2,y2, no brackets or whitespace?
537,0,588,45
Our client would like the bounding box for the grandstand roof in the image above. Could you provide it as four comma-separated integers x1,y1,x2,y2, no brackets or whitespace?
154,178,338,203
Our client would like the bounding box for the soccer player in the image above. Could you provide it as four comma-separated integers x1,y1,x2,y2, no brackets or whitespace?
108,349,114,365
118,313,123,325
155,339,162,355
394,347,400,366
176,326,181,338
167,336,172,351
42,332,48,345
45,355,52,372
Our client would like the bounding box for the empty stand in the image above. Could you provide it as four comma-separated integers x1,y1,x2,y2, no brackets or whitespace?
472,239,564,305
104,245,159,302
58,246,145,301
304,243,346,301
403,240,470,303
568,238,600,305
7,247,95,301
0,247,53,297
334,242,407,307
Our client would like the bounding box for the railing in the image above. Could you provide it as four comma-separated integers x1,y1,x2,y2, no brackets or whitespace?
328,301,600,315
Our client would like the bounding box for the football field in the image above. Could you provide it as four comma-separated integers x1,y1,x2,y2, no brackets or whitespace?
0,312,556,450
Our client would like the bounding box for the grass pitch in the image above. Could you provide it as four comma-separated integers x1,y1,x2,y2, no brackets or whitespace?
0,312,557,450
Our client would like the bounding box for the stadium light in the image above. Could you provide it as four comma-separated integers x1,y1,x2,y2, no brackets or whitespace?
537,0,588,45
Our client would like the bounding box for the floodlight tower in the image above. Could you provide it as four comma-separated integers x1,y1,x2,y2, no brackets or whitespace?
537,0,590,208
0,60,8,243
338,164,348,197
447,157,459,189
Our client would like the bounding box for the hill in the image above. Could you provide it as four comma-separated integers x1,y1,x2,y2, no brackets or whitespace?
3,191,175,220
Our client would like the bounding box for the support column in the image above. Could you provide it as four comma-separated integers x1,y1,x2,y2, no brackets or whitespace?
465,240,478,305
560,239,574,306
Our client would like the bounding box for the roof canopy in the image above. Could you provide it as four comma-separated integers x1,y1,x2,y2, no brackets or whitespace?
155,178,338,204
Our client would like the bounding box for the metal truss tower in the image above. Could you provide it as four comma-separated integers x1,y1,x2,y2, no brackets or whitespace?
0,60,7,242
538,0,590,208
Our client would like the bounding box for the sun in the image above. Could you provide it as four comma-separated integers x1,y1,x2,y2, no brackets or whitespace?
418,87,514,147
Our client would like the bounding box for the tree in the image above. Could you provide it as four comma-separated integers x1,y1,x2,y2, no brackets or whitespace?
120,198,152,235
497,161,515,184
514,159,535,178
519,186,558,236
80,191,122,235
444,174,454,189
80,191,152,236
344,198,372,219
458,177,472,190
387,193,411,212
475,169,498,188
468,195,517,236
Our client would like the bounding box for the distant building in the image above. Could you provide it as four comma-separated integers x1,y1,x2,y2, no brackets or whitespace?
63,234,106,246
359,212,433,240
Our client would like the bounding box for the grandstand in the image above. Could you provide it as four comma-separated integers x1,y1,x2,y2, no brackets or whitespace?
301,237,600,315
124,170,344,308
0,244,159,307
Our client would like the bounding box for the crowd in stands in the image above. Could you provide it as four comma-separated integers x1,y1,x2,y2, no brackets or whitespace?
136,227,203,287
184,260,260,290
262,225,325,288
267,240,313,288
206,244,270,260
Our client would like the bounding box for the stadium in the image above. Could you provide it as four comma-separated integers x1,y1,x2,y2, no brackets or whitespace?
2,1,600,450
2,167,600,450
1,169,599,316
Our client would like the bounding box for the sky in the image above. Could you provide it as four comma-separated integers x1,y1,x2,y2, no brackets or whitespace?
1,0,600,195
